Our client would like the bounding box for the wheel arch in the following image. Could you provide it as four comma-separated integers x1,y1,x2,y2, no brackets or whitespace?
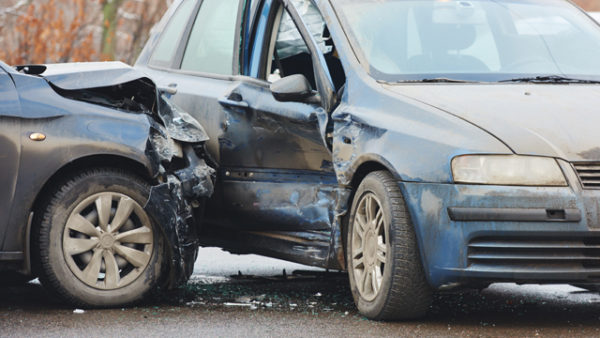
338,156,402,269
340,157,433,291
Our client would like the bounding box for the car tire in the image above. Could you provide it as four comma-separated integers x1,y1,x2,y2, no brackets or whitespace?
33,168,165,307
346,171,432,320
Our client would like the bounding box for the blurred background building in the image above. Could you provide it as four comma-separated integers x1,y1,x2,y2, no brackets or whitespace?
0,0,598,65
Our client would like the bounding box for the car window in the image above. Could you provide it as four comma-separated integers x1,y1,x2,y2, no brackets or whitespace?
180,0,241,75
267,7,315,86
333,0,600,82
275,0,331,60
266,0,345,91
149,0,197,68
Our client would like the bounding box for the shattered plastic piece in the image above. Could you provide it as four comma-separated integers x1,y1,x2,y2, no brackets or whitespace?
224,303,254,307
185,301,206,307
157,94,209,143
235,296,253,304
315,292,322,297
144,143,215,287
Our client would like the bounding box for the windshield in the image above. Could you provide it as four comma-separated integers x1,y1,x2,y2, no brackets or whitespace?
332,0,600,83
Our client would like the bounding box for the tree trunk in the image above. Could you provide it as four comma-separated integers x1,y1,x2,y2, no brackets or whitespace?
101,0,124,60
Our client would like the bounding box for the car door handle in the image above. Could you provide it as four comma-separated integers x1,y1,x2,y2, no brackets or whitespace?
218,98,249,109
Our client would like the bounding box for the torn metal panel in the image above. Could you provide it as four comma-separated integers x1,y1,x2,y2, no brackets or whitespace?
144,140,215,287
220,169,337,230
143,96,216,287
219,81,331,170
328,186,351,270
49,78,157,115
206,168,348,269
330,79,513,186
237,230,332,267
145,161,215,286
157,93,210,144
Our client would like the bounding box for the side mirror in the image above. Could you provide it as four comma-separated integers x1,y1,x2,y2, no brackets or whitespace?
270,74,315,102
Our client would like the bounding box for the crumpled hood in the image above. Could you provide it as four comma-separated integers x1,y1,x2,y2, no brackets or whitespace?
384,84,600,162
23,61,147,90
17,61,209,144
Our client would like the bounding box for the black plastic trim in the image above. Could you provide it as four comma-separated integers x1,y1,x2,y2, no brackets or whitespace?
448,207,581,222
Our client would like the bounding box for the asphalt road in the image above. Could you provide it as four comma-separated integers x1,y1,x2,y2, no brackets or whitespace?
3,248,600,337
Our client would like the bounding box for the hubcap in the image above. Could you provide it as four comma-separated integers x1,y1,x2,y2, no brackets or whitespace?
62,192,154,290
351,192,388,301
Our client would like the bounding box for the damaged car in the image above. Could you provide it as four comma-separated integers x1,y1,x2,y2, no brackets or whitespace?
0,61,214,306
136,0,600,320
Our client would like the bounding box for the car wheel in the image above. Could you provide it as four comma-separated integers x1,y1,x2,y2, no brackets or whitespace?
346,171,432,320
34,168,165,307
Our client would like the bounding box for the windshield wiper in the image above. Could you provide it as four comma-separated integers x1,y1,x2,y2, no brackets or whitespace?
499,75,600,84
381,78,476,84
419,77,475,83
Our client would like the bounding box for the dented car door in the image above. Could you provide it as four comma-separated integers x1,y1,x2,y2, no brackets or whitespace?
218,80,337,233
212,0,349,267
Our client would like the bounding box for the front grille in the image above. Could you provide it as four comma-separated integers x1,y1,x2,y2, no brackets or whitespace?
468,237,600,272
574,163,600,189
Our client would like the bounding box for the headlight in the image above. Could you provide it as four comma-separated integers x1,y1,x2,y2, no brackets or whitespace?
452,155,567,186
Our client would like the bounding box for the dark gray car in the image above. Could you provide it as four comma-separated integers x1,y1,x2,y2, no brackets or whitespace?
0,61,214,307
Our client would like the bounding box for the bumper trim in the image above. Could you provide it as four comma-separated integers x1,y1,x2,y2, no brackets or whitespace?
448,207,581,222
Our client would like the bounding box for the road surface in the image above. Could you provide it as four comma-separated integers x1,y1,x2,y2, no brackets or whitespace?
2,248,600,337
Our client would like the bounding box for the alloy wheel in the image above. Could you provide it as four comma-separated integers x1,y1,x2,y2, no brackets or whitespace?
351,192,388,301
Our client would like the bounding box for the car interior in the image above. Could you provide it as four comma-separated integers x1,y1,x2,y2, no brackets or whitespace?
265,1,346,97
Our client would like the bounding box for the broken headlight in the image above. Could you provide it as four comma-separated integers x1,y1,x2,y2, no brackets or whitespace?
452,155,567,186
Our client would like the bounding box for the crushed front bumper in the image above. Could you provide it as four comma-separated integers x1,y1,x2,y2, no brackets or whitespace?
401,172,600,288
142,94,216,288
